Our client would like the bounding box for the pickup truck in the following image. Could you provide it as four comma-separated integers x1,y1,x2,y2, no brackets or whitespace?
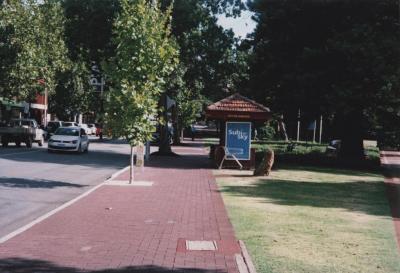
0,119,44,148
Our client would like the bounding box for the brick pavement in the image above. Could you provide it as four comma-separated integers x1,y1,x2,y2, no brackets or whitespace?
0,142,242,273
381,151,400,251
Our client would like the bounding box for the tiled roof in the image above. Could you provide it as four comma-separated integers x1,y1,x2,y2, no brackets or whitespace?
207,93,271,113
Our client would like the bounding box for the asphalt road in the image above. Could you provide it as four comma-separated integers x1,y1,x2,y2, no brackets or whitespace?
0,137,132,238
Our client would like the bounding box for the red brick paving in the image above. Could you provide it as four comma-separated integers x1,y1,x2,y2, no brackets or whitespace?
381,151,400,251
0,142,240,273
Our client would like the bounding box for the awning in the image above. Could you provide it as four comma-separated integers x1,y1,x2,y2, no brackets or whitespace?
0,97,24,108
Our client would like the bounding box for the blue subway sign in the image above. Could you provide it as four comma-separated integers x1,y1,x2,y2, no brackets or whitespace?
225,122,252,160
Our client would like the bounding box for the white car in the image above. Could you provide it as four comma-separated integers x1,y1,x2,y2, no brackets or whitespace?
62,121,79,127
88,124,97,135
48,127,89,153
79,123,91,135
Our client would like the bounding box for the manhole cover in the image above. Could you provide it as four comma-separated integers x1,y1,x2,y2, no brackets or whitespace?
186,240,217,251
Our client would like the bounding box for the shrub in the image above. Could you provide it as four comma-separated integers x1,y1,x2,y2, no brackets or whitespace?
257,125,276,140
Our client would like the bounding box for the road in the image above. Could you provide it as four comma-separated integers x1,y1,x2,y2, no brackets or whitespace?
0,138,131,238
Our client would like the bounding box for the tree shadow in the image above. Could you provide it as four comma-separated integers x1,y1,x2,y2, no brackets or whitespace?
219,177,391,217
146,154,212,170
4,149,130,169
0,258,223,273
0,177,87,189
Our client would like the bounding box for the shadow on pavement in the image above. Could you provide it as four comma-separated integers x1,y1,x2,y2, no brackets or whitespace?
0,258,223,273
0,177,87,189
147,154,212,170
4,149,130,169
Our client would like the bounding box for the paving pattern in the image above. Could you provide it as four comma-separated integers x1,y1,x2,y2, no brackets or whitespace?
0,142,241,273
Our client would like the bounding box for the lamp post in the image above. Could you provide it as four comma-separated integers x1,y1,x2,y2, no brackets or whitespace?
37,78,47,126
89,67,105,139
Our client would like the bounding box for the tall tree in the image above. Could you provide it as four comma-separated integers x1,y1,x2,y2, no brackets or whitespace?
0,0,69,101
248,0,400,160
62,0,120,63
157,0,248,150
105,0,178,182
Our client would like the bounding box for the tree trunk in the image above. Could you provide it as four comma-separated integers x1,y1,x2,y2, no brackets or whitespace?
338,112,365,161
180,128,184,142
278,117,289,141
158,94,173,154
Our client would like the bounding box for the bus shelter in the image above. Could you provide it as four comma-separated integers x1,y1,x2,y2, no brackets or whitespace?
206,93,272,169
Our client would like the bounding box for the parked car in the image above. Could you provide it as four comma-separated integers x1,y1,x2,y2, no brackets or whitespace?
150,124,174,145
48,127,89,153
0,118,44,147
45,121,63,140
88,124,96,135
62,121,79,127
79,123,91,135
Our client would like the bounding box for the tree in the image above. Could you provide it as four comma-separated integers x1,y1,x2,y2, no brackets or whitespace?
0,0,69,101
155,0,248,151
247,0,400,160
50,60,92,121
62,0,120,63
105,0,178,182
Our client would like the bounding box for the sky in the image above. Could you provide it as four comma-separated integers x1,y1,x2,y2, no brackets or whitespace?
217,10,257,39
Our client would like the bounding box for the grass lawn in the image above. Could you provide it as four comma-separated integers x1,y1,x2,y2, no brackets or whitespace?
215,166,400,273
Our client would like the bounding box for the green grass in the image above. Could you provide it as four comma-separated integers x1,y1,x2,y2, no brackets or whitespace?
216,167,400,273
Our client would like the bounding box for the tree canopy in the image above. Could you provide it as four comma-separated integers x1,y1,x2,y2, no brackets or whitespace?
105,0,178,146
247,0,400,158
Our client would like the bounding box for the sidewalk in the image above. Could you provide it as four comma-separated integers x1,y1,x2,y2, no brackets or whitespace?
0,142,244,273
381,151,400,250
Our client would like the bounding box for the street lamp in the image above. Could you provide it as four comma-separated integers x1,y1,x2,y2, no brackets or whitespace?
37,78,48,126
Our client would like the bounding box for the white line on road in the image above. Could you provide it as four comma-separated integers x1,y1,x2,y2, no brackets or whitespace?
0,165,130,244
0,149,41,158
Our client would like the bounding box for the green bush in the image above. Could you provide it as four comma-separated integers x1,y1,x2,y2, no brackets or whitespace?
257,125,276,140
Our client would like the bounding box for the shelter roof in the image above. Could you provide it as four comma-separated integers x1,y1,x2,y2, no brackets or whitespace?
206,93,271,121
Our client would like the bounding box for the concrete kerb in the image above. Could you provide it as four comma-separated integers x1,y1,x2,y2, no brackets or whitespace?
238,240,257,273
0,165,130,244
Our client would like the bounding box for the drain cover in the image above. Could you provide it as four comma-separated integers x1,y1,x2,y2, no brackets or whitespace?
185,240,217,251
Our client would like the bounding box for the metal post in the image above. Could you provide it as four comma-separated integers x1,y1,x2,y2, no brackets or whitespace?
130,145,134,183
297,109,301,142
312,120,316,143
44,87,48,126
319,115,323,143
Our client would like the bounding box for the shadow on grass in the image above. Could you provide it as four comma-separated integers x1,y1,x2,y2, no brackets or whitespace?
0,258,222,273
219,176,391,217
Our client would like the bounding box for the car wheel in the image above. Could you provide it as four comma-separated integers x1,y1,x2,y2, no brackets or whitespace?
26,137,32,148
78,144,83,154
85,143,89,153
38,136,44,147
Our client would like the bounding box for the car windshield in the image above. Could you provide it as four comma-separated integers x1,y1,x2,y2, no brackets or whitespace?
54,128,80,136
48,122,59,128
12,120,30,126
62,122,73,127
